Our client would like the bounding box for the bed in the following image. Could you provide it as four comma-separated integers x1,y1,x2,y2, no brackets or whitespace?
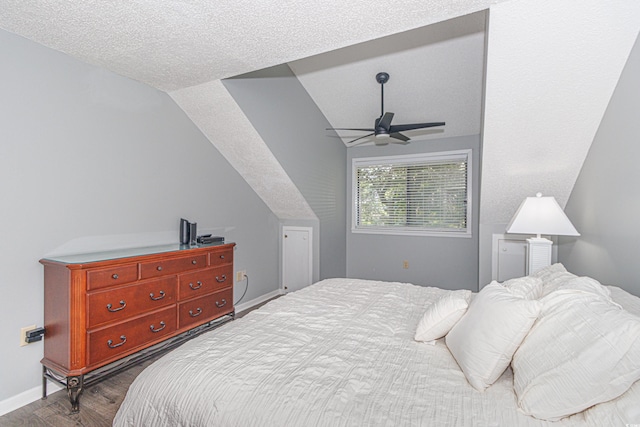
113,266,640,426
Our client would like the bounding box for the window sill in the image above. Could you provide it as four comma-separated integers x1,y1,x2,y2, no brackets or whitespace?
351,227,472,238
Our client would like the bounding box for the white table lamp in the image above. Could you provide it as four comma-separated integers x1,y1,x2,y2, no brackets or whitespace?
506,193,579,274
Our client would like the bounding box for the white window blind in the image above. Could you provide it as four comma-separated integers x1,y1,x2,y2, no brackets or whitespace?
353,150,471,237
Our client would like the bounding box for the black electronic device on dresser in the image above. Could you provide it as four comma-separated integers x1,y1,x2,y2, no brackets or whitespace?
180,218,197,246
198,235,224,244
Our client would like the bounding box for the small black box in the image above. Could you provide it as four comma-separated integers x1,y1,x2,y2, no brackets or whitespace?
198,235,224,244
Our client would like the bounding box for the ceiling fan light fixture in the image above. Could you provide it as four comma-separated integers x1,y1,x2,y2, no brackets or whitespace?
375,133,390,139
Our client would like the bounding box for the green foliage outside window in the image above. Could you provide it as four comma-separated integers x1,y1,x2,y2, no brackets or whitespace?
355,154,469,234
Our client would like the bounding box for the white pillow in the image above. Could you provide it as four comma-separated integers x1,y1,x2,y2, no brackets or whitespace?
530,262,568,281
445,283,541,391
530,263,577,297
512,289,640,421
502,276,543,300
552,276,612,301
414,290,471,343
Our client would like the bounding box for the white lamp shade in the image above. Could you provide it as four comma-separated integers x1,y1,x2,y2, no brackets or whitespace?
506,193,580,237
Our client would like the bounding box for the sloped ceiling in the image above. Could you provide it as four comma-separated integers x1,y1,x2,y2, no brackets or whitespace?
481,0,640,224
169,79,317,220
1,0,639,227
290,11,486,146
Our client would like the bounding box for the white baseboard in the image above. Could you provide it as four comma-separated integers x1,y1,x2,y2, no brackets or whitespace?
0,289,284,417
235,288,284,314
0,380,63,416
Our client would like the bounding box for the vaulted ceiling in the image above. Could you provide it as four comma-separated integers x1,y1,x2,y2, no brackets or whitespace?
1,0,639,225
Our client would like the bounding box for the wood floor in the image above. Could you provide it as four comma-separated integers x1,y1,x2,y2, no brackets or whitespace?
0,354,159,427
0,302,268,427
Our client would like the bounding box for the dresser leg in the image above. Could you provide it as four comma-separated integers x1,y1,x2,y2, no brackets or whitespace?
41,366,47,400
66,375,84,413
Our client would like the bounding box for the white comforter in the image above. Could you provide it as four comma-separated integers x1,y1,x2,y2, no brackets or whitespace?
113,278,640,426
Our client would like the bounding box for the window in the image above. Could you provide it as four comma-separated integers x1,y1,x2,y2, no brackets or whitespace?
352,150,471,237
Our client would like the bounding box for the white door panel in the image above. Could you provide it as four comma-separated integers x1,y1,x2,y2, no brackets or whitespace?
283,226,312,293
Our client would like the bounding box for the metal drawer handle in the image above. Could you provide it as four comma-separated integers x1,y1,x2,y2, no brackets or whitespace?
215,275,226,283
149,290,165,301
156,266,163,271
215,299,227,308
189,281,203,290
107,335,126,348
112,274,119,280
189,308,202,317
150,321,166,333
220,255,225,259
106,300,126,312
192,259,197,265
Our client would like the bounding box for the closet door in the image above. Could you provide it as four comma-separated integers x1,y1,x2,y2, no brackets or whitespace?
282,226,312,293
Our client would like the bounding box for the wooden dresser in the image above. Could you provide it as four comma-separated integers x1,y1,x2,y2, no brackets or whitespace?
40,242,235,412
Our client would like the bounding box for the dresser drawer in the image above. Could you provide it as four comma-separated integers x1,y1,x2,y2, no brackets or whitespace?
178,288,233,329
87,264,138,291
87,276,177,328
178,265,232,300
209,247,233,267
139,254,207,279
87,307,176,366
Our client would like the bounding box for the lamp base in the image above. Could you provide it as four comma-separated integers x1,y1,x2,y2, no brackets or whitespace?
526,237,552,275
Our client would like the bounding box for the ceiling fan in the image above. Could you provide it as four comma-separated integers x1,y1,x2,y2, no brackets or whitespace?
327,72,445,146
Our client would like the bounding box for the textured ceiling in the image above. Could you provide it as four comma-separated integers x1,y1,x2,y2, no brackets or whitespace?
0,0,501,91
481,0,640,224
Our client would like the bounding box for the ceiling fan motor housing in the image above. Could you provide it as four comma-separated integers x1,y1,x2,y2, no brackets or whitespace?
374,117,389,137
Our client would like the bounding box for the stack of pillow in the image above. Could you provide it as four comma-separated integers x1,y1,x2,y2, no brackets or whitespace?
414,264,640,421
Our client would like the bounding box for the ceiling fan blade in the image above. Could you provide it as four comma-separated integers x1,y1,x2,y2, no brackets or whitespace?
346,133,375,145
390,132,410,142
327,127,375,132
388,122,445,133
377,112,394,131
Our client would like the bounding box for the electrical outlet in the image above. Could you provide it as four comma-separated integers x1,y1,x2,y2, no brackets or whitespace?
236,270,246,282
403,260,409,269
20,325,36,347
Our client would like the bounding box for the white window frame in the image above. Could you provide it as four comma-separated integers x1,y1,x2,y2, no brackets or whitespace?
351,149,472,238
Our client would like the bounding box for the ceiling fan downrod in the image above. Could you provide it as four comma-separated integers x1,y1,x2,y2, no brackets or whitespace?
376,72,389,118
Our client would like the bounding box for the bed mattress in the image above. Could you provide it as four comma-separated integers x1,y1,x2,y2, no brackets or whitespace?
113,278,640,426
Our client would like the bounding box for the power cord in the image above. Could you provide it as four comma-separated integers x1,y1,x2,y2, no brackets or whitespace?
233,273,249,305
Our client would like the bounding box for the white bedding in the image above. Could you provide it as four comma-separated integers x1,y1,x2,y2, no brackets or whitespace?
113,278,640,426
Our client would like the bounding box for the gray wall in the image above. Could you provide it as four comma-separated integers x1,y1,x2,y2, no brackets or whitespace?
0,29,279,403
347,135,480,291
223,66,347,281
558,34,640,297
